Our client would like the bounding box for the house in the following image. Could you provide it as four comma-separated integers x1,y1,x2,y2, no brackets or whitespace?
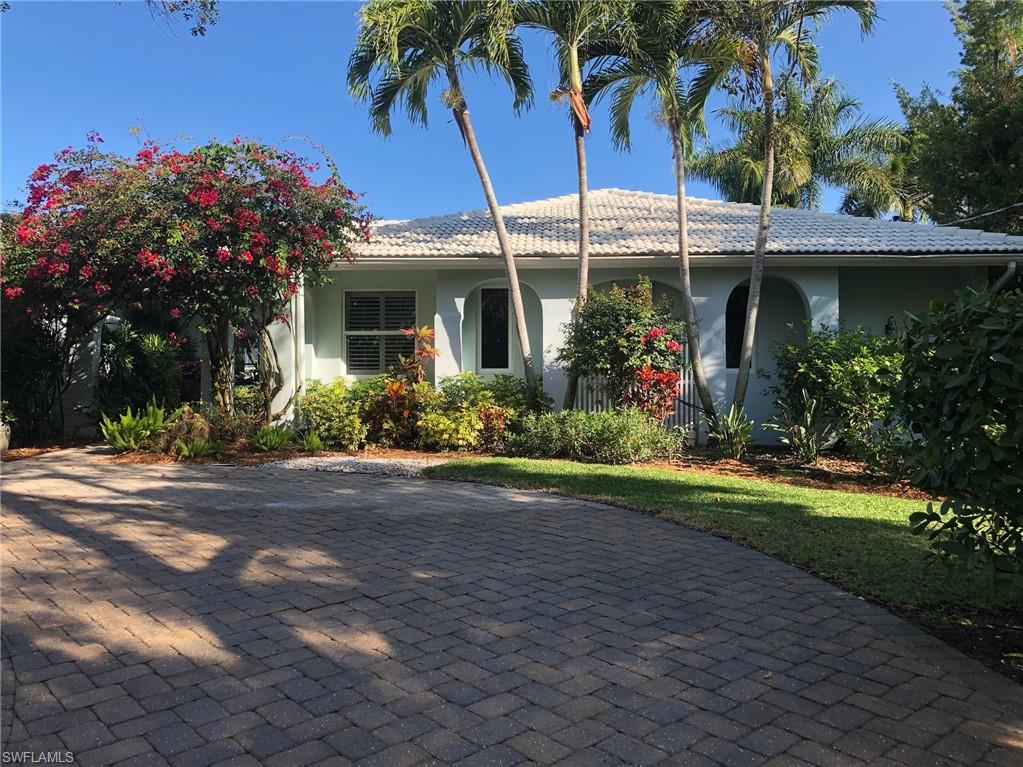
270,188,1022,437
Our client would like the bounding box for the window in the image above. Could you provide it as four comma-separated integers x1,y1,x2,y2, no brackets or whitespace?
480,288,510,370
725,284,749,369
345,291,416,374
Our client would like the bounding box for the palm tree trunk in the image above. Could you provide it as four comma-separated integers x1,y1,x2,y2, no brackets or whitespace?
453,105,536,388
562,118,591,409
671,127,717,424
732,54,775,410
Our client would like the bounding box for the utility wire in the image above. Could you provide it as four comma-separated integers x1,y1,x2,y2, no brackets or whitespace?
936,201,1023,226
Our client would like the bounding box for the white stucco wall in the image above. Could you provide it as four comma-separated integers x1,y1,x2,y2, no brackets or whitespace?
303,270,438,384
838,265,988,333
290,260,989,441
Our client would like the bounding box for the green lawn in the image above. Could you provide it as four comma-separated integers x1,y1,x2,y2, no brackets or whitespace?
427,458,1022,679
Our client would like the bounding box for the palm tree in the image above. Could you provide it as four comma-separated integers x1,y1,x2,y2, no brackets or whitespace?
690,79,904,211
347,0,538,387
584,0,718,421
514,0,635,408
697,0,878,410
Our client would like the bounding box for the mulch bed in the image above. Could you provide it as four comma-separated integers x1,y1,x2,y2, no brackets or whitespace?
104,444,480,467
21,441,920,499
649,447,930,500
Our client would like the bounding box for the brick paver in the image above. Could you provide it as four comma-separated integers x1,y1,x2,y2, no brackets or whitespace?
2,448,1021,766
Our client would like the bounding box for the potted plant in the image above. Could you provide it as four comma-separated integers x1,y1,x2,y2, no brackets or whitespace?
0,402,13,452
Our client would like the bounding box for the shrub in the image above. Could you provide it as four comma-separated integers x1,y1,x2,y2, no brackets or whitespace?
559,277,686,407
298,431,323,452
709,405,753,460
508,408,678,465
251,425,295,452
763,390,837,465
100,399,182,452
149,406,211,453
770,325,902,469
233,385,264,421
899,289,1022,576
477,404,511,451
201,402,261,443
173,437,221,461
94,322,184,419
298,380,366,451
417,407,482,451
363,378,439,446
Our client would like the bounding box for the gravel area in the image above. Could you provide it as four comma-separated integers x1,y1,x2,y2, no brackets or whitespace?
266,454,448,477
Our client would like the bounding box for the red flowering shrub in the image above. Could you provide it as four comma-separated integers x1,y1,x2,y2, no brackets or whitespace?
626,365,682,421
559,277,687,418
2,136,372,431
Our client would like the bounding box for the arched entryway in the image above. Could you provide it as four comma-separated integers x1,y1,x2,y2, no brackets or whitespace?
725,276,809,437
462,280,543,380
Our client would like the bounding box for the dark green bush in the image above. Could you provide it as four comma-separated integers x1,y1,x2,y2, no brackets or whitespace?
770,325,903,470
507,408,681,465
94,322,184,419
900,289,1022,576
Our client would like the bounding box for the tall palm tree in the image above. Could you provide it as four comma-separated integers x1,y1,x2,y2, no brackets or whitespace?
348,0,538,387
697,0,877,410
690,79,904,211
515,0,635,408
584,0,718,421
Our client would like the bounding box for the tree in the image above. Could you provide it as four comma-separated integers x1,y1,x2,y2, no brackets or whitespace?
690,79,904,211
1,140,162,437
699,0,877,410
147,0,220,36
1,137,370,426
584,0,717,421
514,0,635,407
1,0,220,36
348,0,539,388
895,0,1023,234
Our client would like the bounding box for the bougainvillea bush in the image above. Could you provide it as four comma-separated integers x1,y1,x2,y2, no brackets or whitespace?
559,277,686,419
1,135,371,435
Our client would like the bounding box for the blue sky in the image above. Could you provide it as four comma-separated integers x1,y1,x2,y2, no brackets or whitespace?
2,1,961,219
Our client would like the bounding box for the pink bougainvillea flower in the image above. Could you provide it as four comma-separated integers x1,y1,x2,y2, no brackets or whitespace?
667,340,681,352
216,246,231,263
170,307,181,319
187,187,219,207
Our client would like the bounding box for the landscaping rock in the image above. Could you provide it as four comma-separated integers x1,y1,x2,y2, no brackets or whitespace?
266,455,447,477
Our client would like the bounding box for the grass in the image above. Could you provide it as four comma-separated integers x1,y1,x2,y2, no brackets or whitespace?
426,457,1023,680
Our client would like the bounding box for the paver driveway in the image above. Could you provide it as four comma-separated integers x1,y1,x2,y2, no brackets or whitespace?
2,450,1021,767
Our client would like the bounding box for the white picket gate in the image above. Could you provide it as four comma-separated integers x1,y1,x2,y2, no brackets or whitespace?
576,367,703,442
